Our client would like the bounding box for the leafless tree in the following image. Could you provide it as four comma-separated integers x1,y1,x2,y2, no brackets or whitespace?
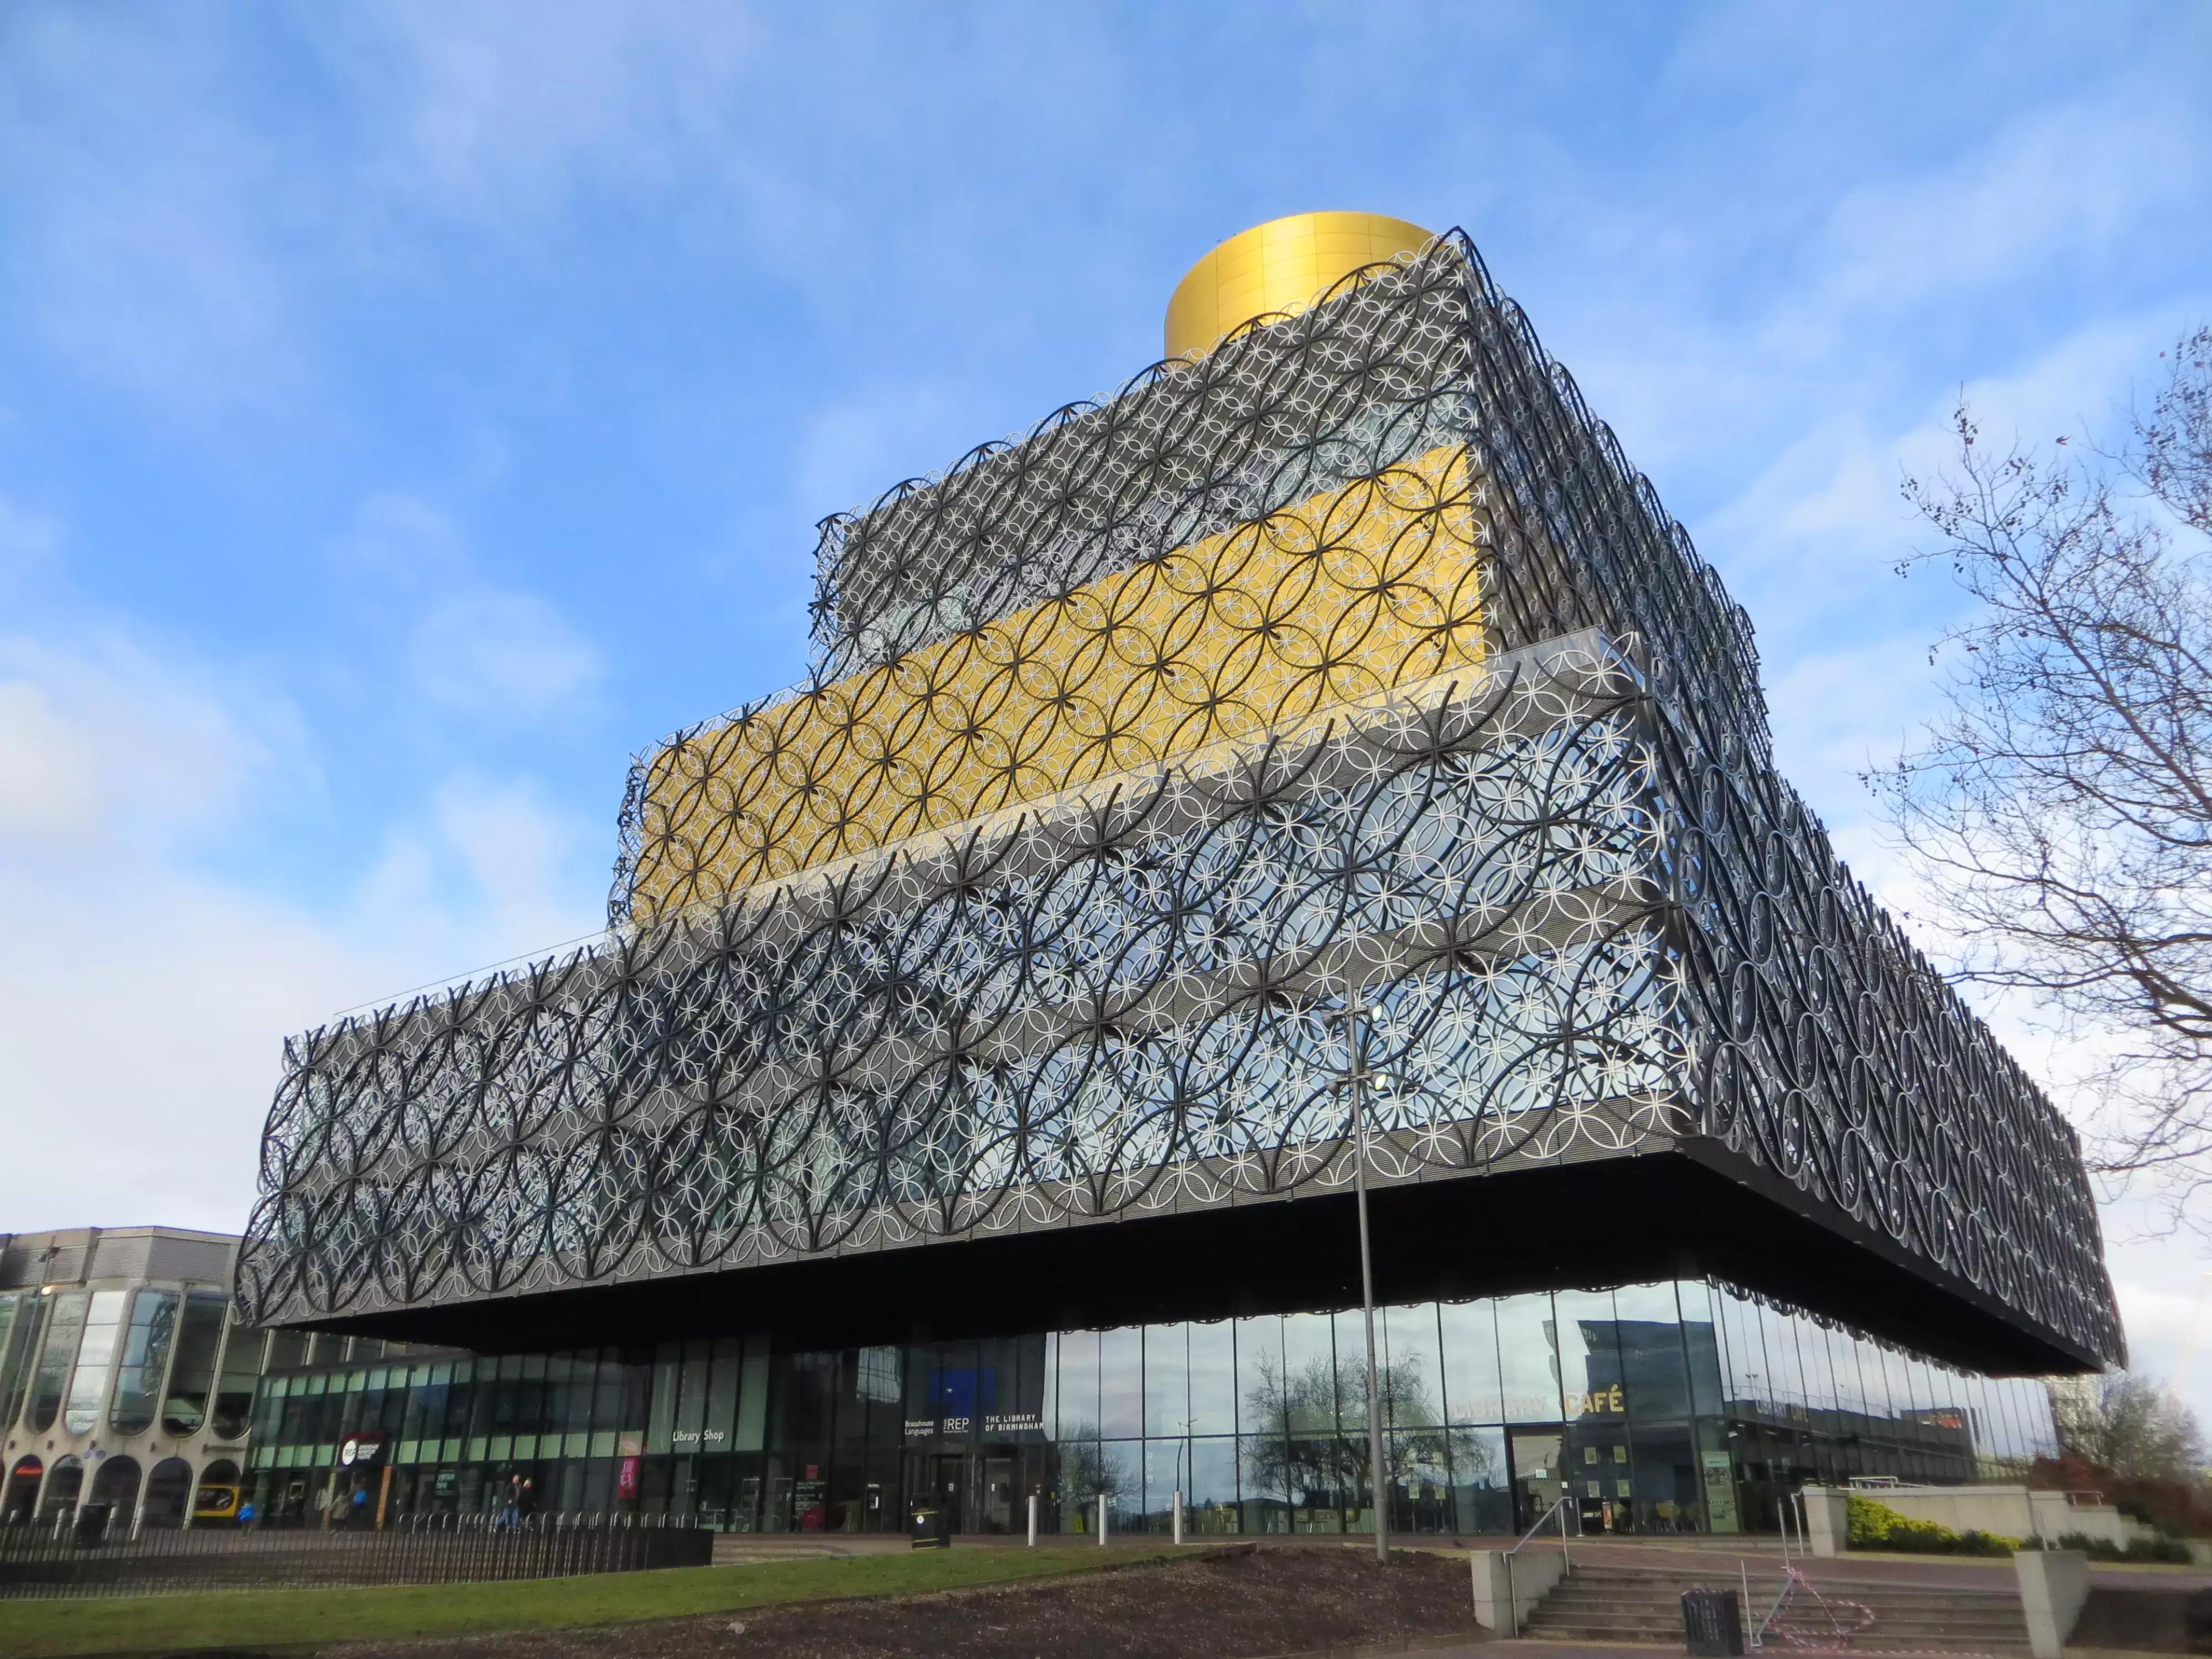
2052,1371,2207,1484
1872,328,2212,1232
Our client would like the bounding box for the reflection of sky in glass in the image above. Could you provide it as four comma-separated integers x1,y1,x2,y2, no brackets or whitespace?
1100,1327,1142,1438
1188,1321,1235,1435
1495,1293,1560,1422
1055,1329,1099,1438
1439,1300,1503,1423
1143,1324,1187,1441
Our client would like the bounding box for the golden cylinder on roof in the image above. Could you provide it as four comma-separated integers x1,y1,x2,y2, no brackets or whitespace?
1164,211,1435,363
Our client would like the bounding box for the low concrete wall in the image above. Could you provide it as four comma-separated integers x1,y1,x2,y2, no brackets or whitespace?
1471,1547,1567,1637
1803,1484,2134,1548
1804,1490,1847,1557
2016,1548,2090,1659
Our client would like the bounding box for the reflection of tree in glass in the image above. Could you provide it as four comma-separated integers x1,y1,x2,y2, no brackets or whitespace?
1244,1350,1495,1506
1054,1426,1121,1502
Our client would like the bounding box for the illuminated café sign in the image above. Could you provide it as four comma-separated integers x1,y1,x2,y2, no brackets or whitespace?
1565,1386,1625,1415
338,1433,387,1468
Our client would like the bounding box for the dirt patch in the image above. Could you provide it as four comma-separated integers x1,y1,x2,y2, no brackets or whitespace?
339,1546,1486,1659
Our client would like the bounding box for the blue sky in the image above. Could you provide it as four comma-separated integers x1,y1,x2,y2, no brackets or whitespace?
4,3,2209,1399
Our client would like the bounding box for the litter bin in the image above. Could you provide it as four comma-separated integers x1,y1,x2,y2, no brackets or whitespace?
1681,1588,1745,1657
909,1505,950,1549
73,1502,115,1548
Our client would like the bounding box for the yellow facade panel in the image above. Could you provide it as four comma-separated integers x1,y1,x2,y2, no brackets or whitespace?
628,444,1488,921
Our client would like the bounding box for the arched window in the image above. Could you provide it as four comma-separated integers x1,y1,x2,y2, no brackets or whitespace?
88,1455,142,1522
194,1457,243,1525
142,1457,194,1528
3,1456,43,1525
40,1455,83,1524
24,1290,87,1434
109,1290,180,1436
160,1293,228,1437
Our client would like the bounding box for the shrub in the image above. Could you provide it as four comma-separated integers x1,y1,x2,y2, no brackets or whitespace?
2051,1530,2194,1563
1844,1495,2018,1555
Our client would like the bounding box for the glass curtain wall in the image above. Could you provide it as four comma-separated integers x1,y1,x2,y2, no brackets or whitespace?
238,1279,2075,1536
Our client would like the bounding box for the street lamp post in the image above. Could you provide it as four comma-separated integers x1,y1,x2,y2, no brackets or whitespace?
1338,998,1390,1564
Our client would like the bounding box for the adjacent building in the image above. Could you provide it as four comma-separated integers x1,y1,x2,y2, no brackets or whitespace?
229,213,2123,1536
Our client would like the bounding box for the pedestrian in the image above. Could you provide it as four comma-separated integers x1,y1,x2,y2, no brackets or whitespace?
351,1486,370,1529
237,1499,257,1529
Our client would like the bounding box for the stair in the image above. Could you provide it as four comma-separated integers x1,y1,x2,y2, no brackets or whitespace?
1518,1562,2033,1653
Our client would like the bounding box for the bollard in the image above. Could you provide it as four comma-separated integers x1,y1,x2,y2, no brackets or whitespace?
1173,1488,1183,1546
1097,1492,1108,1545
1027,1493,1037,1547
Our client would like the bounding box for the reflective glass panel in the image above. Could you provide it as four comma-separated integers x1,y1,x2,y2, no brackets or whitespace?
1495,1294,1562,1422
1381,1303,1444,1428
26,1291,86,1434
1056,1330,1100,1440
1278,1313,1335,1434
1143,1325,1188,1441
64,1291,127,1435
0,1293,46,1431
1439,1299,1503,1425
1188,1322,1236,1435
211,1317,263,1441
1611,1282,1690,1419
161,1293,228,1436
1099,1328,1142,1438
109,1289,179,1435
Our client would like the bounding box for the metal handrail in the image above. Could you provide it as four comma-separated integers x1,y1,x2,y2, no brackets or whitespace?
1501,1494,1576,1624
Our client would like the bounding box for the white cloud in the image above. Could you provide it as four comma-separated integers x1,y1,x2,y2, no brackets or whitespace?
410,588,603,718
0,625,604,1235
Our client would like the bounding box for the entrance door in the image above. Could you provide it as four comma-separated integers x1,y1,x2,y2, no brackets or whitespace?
1508,1430,1565,1533
981,1455,1015,1533
931,1455,967,1534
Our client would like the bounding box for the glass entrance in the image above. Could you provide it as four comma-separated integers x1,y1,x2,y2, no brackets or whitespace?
981,1453,1016,1533
1508,1429,1564,1532
931,1454,967,1533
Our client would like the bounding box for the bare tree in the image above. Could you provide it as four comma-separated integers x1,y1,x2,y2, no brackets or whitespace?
1872,328,2212,1230
2052,1371,2207,1484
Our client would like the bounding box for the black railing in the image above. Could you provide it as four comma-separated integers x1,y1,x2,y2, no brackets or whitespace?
0,1512,713,1601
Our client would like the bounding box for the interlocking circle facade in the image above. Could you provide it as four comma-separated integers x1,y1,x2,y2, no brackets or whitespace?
238,233,2124,1369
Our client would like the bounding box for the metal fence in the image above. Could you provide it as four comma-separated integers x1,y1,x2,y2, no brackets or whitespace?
0,1512,713,1600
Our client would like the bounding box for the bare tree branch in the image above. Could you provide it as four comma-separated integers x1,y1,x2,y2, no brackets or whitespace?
1869,328,2212,1234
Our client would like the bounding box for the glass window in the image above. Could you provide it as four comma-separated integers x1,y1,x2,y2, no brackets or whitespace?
1278,1312,1335,1434
1448,1423,1511,1532
1677,1283,1725,1418
1187,1322,1235,1435
1238,1431,1290,1532
1055,1330,1100,1440
1186,1435,1240,1534
64,1291,127,1435
162,1293,230,1438
1381,1304,1444,1429
1438,1300,1503,1425
1332,1309,1374,1435
1555,1289,1622,1423
1143,1325,1188,1442
26,1291,87,1434
1099,1327,1142,1438
1612,1283,1690,1420
1494,1293,1562,1422
0,1292,48,1431
109,1289,179,1436
211,1321,262,1441
264,1328,308,1372
1232,1316,1282,1436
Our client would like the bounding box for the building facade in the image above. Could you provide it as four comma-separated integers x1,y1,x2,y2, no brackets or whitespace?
1,1228,260,1529
233,214,2123,1536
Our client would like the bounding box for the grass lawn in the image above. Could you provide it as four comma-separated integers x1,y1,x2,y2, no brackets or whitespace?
0,1545,1179,1658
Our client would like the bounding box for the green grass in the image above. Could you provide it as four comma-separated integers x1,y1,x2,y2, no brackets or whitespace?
0,1544,1179,1658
